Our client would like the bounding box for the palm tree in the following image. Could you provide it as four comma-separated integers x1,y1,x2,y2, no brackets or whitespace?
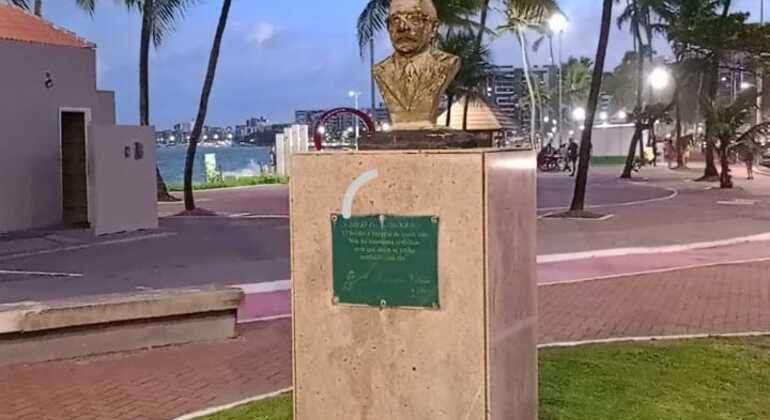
8,0,95,17
616,0,655,176
702,95,770,188
499,0,560,143
440,30,493,129
183,0,232,211
568,0,614,213
561,57,592,110
123,0,197,201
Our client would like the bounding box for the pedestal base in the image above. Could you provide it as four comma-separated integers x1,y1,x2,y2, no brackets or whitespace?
359,129,493,150
291,148,537,420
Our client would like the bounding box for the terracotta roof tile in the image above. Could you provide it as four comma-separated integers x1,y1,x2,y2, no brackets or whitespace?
0,5,94,49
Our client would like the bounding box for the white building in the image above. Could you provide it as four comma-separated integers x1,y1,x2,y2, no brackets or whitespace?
0,6,157,234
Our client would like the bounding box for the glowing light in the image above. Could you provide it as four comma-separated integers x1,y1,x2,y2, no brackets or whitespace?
549,13,568,33
648,67,671,90
572,107,586,121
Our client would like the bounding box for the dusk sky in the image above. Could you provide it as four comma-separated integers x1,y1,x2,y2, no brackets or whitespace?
39,0,765,129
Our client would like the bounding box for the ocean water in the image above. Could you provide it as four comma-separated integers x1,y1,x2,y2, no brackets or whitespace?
157,145,272,185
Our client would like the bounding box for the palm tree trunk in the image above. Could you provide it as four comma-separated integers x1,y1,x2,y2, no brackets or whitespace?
475,0,490,49
701,0,733,180
621,125,642,179
140,0,175,201
33,0,41,16
445,94,454,127
701,54,721,179
184,0,233,211
370,37,376,113
570,0,613,212
675,83,684,167
517,30,537,144
462,95,470,131
621,25,646,177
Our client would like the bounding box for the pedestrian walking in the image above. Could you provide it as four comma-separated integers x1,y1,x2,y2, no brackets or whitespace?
742,147,756,180
665,139,675,169
567,137,579,177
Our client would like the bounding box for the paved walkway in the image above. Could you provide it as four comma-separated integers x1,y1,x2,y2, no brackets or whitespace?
3,261,770,420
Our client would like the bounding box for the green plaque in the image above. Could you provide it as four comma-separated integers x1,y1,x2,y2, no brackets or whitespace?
332,214,439,309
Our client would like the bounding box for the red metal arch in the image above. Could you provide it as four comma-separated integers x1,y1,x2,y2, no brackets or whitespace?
311,107,376,150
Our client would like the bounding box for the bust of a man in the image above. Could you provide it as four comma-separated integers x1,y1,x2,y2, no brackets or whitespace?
374,0,461,131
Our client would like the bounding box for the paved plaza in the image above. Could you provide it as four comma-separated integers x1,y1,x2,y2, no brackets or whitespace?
2,165,770,419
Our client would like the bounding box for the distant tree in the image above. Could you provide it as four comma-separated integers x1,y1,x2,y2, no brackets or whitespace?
562,57,592,111
183,0,232,211
499,0,560,144
702,94,770,188
439,30,493,129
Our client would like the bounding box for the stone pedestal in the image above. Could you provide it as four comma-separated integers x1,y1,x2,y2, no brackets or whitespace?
291,148,537,420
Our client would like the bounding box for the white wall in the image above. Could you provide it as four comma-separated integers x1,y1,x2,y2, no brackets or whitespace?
275,124,310,177
589,124,638,157
0,40,148,234
89,125,158,235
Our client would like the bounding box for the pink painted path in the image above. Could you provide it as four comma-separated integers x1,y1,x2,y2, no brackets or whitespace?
539,240,770,285
236,239,770,322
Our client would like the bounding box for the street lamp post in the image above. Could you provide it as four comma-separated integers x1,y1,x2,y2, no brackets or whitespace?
348,90,362,141
549,13,568,145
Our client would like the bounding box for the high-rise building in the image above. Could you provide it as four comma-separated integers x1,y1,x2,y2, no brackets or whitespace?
485,65,558,133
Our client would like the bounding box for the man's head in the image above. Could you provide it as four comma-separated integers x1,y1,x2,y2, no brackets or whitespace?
388,0,439,57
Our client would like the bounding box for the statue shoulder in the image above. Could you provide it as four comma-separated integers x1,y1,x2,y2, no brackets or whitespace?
374,56,395,74
431,49,461,69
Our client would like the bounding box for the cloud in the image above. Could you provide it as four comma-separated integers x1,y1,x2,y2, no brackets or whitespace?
244,21,278,48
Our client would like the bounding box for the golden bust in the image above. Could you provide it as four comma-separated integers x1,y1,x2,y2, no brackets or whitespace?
374,0,461,130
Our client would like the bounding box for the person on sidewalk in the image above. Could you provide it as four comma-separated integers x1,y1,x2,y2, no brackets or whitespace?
742,147,756,180
567,137,579,177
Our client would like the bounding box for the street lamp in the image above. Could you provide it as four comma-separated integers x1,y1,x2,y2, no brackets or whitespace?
549,13,568,145
741,81,753,90
648,67,671,91
348,90,362,141
572,107,586,122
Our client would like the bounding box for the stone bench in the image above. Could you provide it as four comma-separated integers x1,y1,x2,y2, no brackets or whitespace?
0,287,243,366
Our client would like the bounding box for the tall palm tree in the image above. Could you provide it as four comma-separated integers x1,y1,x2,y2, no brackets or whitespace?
123,0,197,201
440,30,493,129
183,0,232,211
617,0,654,176
569,0,614,213
499,0,560,143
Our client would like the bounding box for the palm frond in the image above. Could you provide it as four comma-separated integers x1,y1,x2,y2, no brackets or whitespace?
120,0,199,47
6,0,30,10
357,0,389,56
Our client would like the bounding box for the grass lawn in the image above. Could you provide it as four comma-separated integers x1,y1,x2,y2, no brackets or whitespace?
200,337,770,420
168,175,288,192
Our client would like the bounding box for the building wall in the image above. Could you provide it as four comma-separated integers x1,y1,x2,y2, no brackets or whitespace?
590,124,638,157
89,125,158,235
0,41,114,232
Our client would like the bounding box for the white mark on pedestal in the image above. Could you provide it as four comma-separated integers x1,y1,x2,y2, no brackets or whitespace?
342,169,379,219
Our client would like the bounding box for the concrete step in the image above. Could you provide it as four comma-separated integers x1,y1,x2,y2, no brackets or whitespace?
0,287,243,366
